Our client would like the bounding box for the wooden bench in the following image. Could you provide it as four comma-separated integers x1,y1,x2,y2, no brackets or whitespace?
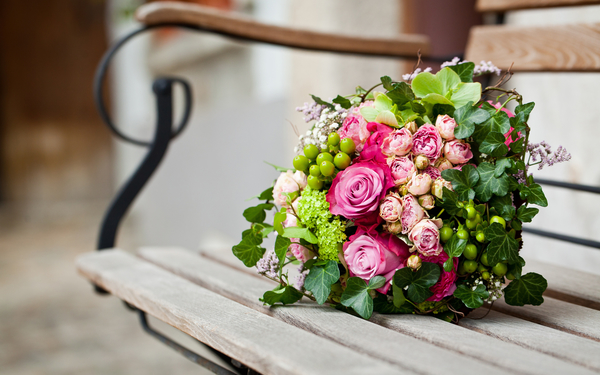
78,1,600,374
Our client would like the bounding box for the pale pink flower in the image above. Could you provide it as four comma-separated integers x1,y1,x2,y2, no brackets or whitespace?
379,193,403,222
435,114,457,141
381,128,413,157
407,173,432,196
388,156,416,185
273,170,306,207
444,140,473,164
400,194,425,234
431,178,453,199
408,219,444,257
412,124,443,161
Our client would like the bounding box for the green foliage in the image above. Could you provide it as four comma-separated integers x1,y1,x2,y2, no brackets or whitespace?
373,294,414,314
273,211,286,235
448,62,475,82
232,231,266,267
474,162,511,202
332,95,352,109
274,235,291,264
494,158,513,177
479,132,509,157
442,164,479,201
489,195,515,221
508,256,526,280
258,187,274,200
504,272,547,306
411,68,481,109
440,188,462,216
282,227,318,244
310,94,334,109
340,276,386,319
243,203,274,223
516,205,539,223
453,101,490,139
261,285,304,305
444,235,467,258
473,111,510,143
454,284,489,309
304,261,340,304
519,183,548,207
392,283,406,308
484,223,520,266
515,102,535,122
432,103,455,120
393,262,441,304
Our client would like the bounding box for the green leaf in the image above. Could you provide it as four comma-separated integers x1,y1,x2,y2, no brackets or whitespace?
479,132,509,157
274,235,291,264
411,101,427,115
484,223,520,266
524,183,548,207
374,93,394,112
373,294,413,314
503,272,547,306
443,258,454,272
474,162,509,202
332,95,352,109
412,72,444,97
258,187,274,201
508,256,526,279
451,82,481,108
480,101,497,116
262,285,304,305
437,67,461,95
340,277,376,319
517,205,539,223
510,138,525,154
432,103,455,120
392,283,406,308
273,211,286,235
310,94,334,109
360,106,379,122
515,102,535,122
368,276,387,290
444,235,467,258
453,101,491,139
421,93,454,106
441,164,479,201
282,227,318,244
381,76,394,91
440,187,462,216
454,284,489,309
473,111,510,143
232,233,266,267
393,262,441,303
489,195,515,220
264,161,291,173
387,82,415,106
243,203,275,223
448,62,475,82
304,260,340,304
494,158,513,177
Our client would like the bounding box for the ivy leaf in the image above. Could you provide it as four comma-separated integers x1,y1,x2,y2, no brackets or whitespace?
261,286,304,305
444,235,467,258
508,256,526,280
282,227,318,244
411,101,427,115
373,294,413,314
515,102,535,122
386,82,415,106
509,113,527,134
310,94,334,109
479,132,509,157
510,138,525,154
243,203,275,223
369,276,386,290
332,95,352,109
517,205,539,223
448,62,475,83
304,260,340,304
504,272,547,306
380,76,394,91
258,187,274,201
340,276,383,319
489,195,515,221
442,164,479,201
440,187,462,216
474,162,509,202
484,223,520,266
232,232,265,267
273,235,291,264
392,283,406,308
523,183,548,207
273,211,286,235
432,103,455,120
453,284,489,309
453,101,491,139
479,101,497,116
495,158,513,177
393,262,441,304
473,111,510,143
443,258,454,272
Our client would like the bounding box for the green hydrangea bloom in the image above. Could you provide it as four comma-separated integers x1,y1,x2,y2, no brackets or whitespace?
297,188,346,261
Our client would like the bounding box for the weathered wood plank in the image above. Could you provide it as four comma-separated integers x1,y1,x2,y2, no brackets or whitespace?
525,259,600,309
135,2,430,58
492,297,600,341
140,247,596,375
477,0,600,12
75,249,409,375
460,310,600,372
465,24,600,72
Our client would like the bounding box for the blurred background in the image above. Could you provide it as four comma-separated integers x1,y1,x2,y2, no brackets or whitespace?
0,0,599,373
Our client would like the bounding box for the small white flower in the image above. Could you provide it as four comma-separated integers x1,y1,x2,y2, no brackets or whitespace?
299,134,304,140
306,130,312,136
320,144,327,150
341,112,347,118
293,147,298,153
319,135,327,142
472,286,477,291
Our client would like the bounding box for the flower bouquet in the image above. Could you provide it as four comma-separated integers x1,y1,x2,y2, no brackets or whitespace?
233,59,570,321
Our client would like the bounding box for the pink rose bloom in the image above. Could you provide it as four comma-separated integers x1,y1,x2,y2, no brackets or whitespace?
412,124,443,161
425,251,458,302
289,243,314,262
435,114,457,141
344,227,410,294
418,194,435,210
273,170,306,207
327,160,394,224
444,140,473,164
384,220,402,235
408,219,443,257
381,128,413,157
338,110,370,153
400,194,425,234
379,193,403,222
358,122,393,164
431,178,453,199
388,156,416,185
434,158,453,172
422,166,441,181
407,172,432,196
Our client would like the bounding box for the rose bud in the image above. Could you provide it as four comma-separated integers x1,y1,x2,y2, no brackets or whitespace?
385,220,403,234
418,194,435,210
414,154,430,170
407,254,422,270
405,121,418,134
435,114,457,141
444,140,474,165
431,178,453,199
379,193,403,222
434,157,453,172
407,172,432,196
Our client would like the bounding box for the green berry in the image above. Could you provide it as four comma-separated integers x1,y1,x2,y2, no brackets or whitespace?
464,244,478,260
456,229,469,240
476,232,486,243
477,263,488,272
293,155,309,171
304,144,319,160
475,213,482,224
458,262,467,275
320,161,335,176
466,218,477,230
328,132,340,146
440,226,453,243
466,206,476,220
334,152,351,169
309,164,321,177
307,175,323,190
463,260,478,274
481,271,491,280
490,215,506,229
480,252,489,266
316,152,334,165
340,138,356,154
492,262,508,277
506,272,516,280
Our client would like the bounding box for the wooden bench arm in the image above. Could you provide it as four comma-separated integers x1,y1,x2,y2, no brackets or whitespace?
135,2,430,58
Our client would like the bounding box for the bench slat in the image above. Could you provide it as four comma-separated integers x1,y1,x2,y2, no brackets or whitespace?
460,310,600,371
75,250,409,375
476,0,600,12
135,2,430,58
465,24,600,71
492,297,600,341
140,247,595,375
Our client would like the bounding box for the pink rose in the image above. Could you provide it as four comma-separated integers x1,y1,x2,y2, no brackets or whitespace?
388,156,416,185
379,193,403,222
435,114,457,141
431,178,453,199
358,122,393,164
384,221,403,235
381,128,412,157
412,124,443,161
405,121,418,134
400,194,425,234
407,172,432,196
289,243,314,262
444,140,473,164
273,170,306,207
418,194,435,210
422,166,441,181
327,160,394,224
343,227,410,294
408,219,443,257
414,154,429,170
434,158,453,172
338,109,370,153
425,251,458,302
